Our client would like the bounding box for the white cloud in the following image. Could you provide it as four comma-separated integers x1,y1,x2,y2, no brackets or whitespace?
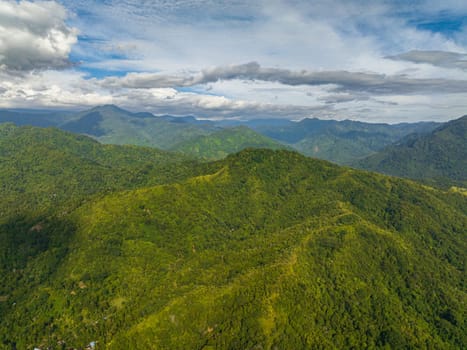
0,0,78,72
2,0,467,123
0,70,110,108
3,67,467,123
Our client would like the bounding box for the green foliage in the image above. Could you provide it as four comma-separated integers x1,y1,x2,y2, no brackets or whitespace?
0,123,198,216
0,123,202,289
61,105,216,149
0,143,465,349
356,115,467,188
2,106,441,165
172,126,288,160
252,118,440,164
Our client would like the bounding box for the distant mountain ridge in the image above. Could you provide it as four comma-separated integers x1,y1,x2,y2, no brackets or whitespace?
60,105,217,149
355,115,467,187
0,109,71,127
247,117,440,164
0,105,442,164
171,125,288,160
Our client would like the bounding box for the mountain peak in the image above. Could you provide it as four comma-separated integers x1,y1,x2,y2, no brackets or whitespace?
89,104,130,114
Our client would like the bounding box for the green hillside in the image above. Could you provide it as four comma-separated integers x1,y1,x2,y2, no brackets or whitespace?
172,126,288,160
293,132,386,164
355,115,467,187
0,123,196,217
251,118,440,164
1,145,465,349
0,123,202,292
1,106,442,164
0,109,71,128
60,105,216,149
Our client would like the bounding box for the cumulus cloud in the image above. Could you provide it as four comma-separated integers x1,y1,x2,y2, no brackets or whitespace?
0,0,78,72
387,50,467,70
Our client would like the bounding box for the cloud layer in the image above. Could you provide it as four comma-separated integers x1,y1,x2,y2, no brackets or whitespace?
98,61,467,96
388,50,467,70
1,0,467,123
0,0,78,72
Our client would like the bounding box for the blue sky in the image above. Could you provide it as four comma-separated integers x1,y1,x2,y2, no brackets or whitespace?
1,0,467,122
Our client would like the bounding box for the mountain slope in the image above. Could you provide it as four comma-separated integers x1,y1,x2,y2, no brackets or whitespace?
0,123,203,287
171,125,288,160
1,149,465,349
251,118,440,164
0,123,196,216
2,106,442,164
60,105,216,149
0,109,72,127
355,115,467,187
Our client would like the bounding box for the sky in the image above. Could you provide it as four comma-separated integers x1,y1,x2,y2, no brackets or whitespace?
1,0,467,122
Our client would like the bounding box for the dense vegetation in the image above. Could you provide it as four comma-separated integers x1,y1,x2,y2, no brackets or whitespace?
0,123,202,290
356,115,467,188
172,126,287,160
249,118,439,164
0,105,440,164
0,123,198,217
1,125,465,349
60,105,216,149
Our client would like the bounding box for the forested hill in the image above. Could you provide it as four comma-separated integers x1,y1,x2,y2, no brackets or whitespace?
355,115,467,187
60,105,217,149
0,106,441,164
171,125,287,160
250,117,440,164
0,123,198,218
1,142,465,349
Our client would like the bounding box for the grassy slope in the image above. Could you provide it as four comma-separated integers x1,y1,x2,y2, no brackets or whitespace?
1,149,465,349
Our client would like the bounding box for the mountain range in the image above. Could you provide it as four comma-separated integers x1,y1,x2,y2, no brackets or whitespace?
0,105,440,164
356,115,467,188
246,117,440,164
0,124,466,349
60,105,216,150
